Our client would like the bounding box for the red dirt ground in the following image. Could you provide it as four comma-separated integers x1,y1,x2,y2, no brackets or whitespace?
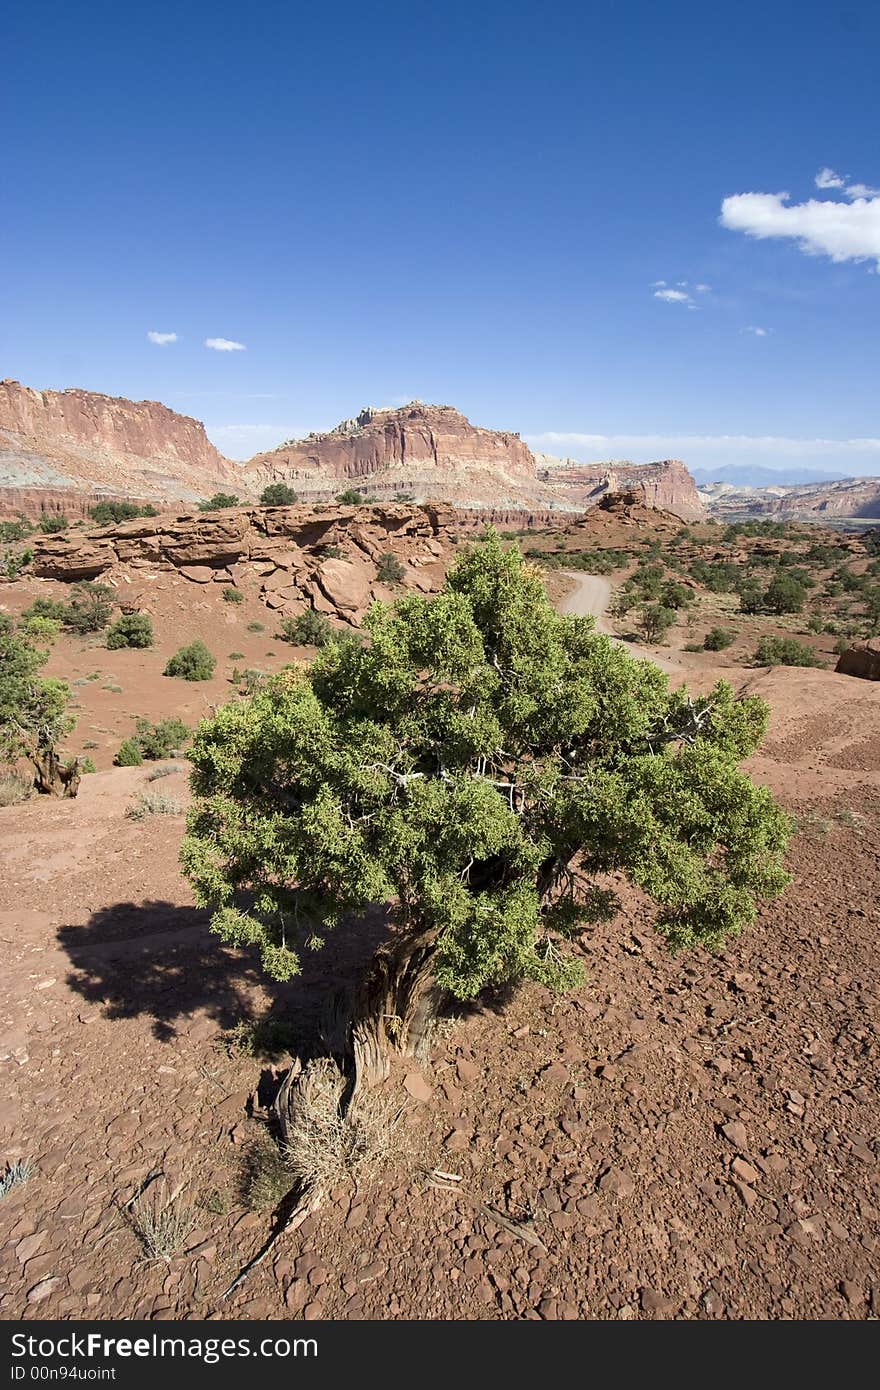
1,650,878,1321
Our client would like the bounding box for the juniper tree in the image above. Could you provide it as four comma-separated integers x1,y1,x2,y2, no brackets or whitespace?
182,535,790,1065
0,617,79,796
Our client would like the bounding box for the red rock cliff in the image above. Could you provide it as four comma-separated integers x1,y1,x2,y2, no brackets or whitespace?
0,379,243,503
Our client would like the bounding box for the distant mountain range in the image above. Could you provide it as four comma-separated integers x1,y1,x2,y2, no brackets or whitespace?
692,464,851,488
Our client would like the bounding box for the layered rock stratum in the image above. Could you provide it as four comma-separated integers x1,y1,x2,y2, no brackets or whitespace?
701,475,880,523
0,382,706,522
0,379,240,506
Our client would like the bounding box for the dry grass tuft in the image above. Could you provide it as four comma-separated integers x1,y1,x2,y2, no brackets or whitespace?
125,791,182,820
0,773,32,808
282,1057,404,1190
127,1181,196,1261
0,1157,34,1197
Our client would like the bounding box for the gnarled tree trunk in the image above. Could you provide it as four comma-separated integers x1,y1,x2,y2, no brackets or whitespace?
31,749,81,798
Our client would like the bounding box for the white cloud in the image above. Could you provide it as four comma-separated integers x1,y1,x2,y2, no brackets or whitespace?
721,174,880,269
814,167,879,199
205,337,246,352
654,287,693,304
742,325,769,336
526,430,880,474
147,330,177,346
695,283,711,293
815,167,846,190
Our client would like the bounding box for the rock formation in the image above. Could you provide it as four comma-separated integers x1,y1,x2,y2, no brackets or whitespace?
244,401,706,521
0,379,241,507
27,502,454,626
0,381,706,523
835,638,880,681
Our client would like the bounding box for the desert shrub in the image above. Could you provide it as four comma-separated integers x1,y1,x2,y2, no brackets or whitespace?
22,615,62,642
164,640,216,681
198,493,240,512
126,1180,195,1259
81,757,97,774
233,668,266,695
754,637,824,668
763,573,806,615
0,618,75,790
335,489,365,505
738,582,764,615
39,514,68,534
22,597,67,623
246,622,264,634
320,544,342,559
703,627,735,651
0,772,32,807
130,717,190,759
376,551,405,584
106,613,154,649
393,493,415,502
279,610,332,647
64,582,113,634
222,587,244,604
805,613,825,634
89,501,157,525
115,739,144,767
659,580,693,610
688,560,740,593
2,548,34,579
147,763,181,781
637,604,675,643
0,519,33,543
126,791,183,820
259,482,298,506
228,650,245,660
181,533,791,1006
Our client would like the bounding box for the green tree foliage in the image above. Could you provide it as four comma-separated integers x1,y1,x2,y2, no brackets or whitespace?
703,627,735,651
0,519,33,543
21,616,62,642
0,617,74,775
763,573,807,615
181,536,791,995
114,738,144,766
89,501,158,525
376,552,405,584
22,597,67,623
198,493,240,512
259,482,299,506
39,513,68,534
279,609,332,647
638,604,675,643
164,640,216,681
106,613,154,649
754,637,825,668
335,489,365,505
64,582,114,634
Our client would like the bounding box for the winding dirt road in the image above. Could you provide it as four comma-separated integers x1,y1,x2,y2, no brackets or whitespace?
557,570,680,675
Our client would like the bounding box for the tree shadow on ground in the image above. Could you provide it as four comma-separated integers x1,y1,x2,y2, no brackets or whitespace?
57,899,390,1046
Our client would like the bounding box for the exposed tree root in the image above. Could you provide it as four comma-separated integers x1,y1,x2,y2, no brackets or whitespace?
222,930,443,1299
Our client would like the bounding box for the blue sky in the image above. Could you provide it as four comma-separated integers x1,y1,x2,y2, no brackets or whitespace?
2,1,878,473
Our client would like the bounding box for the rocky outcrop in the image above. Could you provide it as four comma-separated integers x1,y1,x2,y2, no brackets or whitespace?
835,639,880,681
540,458,705,522
27,502,454,625
0,379,243,505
